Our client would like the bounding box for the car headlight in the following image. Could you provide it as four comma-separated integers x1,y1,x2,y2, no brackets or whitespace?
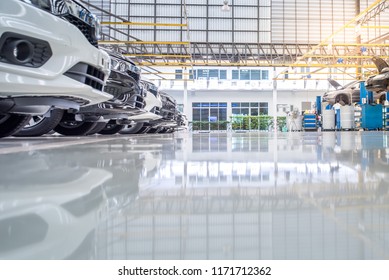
20,0,52,12
131,64,141,74
111,57,140,75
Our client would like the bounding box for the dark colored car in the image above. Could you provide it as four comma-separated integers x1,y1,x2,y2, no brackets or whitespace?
365,56,389,101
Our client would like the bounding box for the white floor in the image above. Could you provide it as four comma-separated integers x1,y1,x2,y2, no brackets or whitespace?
1,131,388,259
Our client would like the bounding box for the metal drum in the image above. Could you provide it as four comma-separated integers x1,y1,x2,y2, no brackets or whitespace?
322,109,335,130
340,105,355,130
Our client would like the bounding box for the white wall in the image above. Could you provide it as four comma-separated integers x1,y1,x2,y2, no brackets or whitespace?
165,89,323,121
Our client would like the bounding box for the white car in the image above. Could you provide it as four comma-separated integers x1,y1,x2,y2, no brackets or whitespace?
120,80,163,134
0,0,112,137
131,80,163,122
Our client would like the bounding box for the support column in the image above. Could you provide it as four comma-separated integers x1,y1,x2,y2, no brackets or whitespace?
183,67,189,117
272,67,278,131
355,0,362,80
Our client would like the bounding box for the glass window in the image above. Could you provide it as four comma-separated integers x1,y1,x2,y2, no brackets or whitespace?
232,70,239,80
192,108,201,121
251,108,259,116
232,108,241,115
240,69,250,80
201,108,209,120
261,70,269,80
251,70,260,80
259,102,268,115
219,108,227,119
241,108,249,115
192,102,228,128
219,70,227,80
175,69,182,79
189,69,195,79
197,69,209,79
209,69,218,78
232,102,268,116
210,108,219,119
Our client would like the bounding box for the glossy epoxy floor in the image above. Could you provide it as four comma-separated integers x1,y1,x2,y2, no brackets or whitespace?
0,131,389,260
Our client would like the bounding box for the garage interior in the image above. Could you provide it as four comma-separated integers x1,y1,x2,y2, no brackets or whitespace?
1,0,389,260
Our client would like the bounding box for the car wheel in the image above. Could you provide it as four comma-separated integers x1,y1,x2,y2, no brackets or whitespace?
0,113,31,138
119,122,144,134
136,125,150,134
99,123,125,135
54,113,98,136
147,127,162,134
335,94,349,105
379,94,387,104
86,122,107,135
14,109,64,137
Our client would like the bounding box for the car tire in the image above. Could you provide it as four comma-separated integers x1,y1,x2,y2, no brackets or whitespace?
136,125,150,134
119,122,144,134
147,127,161,134
99,123,125,135
379,94,387,104
0,113,31,138
85,122,107,135
54,113,99,136
335,94,349,105
14,109,64,137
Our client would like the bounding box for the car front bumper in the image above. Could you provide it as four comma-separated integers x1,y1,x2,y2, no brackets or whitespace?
0,0,112,113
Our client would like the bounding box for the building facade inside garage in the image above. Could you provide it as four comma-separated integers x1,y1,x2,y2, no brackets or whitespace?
1,0,389,269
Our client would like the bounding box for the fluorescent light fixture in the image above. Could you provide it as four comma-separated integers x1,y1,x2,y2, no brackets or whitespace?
221,0,230,12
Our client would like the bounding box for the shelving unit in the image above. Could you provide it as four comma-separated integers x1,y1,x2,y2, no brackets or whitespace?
303,113,317,131
384,104,389,131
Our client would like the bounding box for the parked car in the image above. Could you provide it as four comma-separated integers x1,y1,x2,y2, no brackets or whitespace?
365,56,389,102
322,79,361,105
0,0,112,137
120,88,182,134
53,48,146,136
120,80,163,134
15,47,146,136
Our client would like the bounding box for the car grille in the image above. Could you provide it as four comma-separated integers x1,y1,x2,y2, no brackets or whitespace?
104,85,120,97
63,14,98,48
127,70,140,83
64,63,105,91
150,106,161,115
128,93,145,109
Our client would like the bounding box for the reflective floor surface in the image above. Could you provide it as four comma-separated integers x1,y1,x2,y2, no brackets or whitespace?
1,131,389,260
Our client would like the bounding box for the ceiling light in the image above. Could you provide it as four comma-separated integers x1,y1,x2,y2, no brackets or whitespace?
221,0,230,12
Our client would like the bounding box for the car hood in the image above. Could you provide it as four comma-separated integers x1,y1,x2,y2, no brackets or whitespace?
327,78,343,90
372,56,389,73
